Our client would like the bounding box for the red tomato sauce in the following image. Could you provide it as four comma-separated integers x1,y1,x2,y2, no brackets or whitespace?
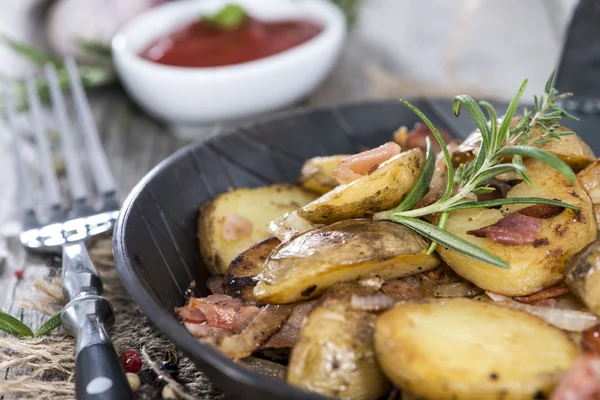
141,17,324,68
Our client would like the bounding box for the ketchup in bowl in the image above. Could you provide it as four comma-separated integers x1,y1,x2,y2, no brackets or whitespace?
141,15,323,68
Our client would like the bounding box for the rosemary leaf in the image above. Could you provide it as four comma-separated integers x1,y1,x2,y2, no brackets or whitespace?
496,146,575,183
512,154,532,185
0,310,34,338
479,100,498,147
33,312,62,337
453,95,491,152
545,69,556,94
427,211,449,254
0,36,61,67
400,99,454,201
497,79,528,149
388,216,510,269
473,163,526,186
442,197,581,213
393,136,436,212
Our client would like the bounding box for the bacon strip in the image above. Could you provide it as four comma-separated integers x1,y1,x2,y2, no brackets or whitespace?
393,122,453,153
467,212,542,245
175,294,261,335
514,283,569,303
518,204,564,219
551,354,600,400
333,142,401,184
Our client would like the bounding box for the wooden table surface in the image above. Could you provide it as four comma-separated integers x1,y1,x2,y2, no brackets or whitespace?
0,0,576,388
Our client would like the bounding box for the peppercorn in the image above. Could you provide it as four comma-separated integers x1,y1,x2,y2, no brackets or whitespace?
119,350,142,374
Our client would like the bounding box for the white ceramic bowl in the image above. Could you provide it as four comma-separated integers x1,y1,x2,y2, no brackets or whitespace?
111,0,346,138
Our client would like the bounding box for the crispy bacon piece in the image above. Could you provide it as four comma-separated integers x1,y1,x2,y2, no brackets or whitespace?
467,212,542,245
175,294,261,335
333,142,401,184
222,212,253,241
514,283,569,304
518,203,565,219
551,354,600,400
583,325,600,355
393,122,453,153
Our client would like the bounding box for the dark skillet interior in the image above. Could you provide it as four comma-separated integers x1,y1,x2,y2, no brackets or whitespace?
112,98,532,400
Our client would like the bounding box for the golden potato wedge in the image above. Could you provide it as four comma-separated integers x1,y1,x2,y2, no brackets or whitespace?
298,154,349,195
198,185,317,275
254,219,439,304
223,237,280,302
438,159,597,296
288,297,390,400
297,148,424,224
453,122,595,171
375,298,579,400
578,159,600,203
565,238,600,317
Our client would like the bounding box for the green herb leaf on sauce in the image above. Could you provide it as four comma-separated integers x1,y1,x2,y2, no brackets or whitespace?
202,4,248,31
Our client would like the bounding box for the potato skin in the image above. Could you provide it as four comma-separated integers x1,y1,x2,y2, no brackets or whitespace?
298,154,349,195
565,238,600,317
453,123,595,171
438,159,597,296
254,219,440,304
198,185,317,275
288,298,390,400
375,299,580,400
223,237,280,302
297,148,424,224
578,159,600,203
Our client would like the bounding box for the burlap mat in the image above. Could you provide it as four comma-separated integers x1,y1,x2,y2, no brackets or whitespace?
0,238,226,400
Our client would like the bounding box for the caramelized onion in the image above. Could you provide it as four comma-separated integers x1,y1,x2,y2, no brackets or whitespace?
350,293,396,312
432,282,483,298
487,292,598,332
239,357,287,380
219,305,294,359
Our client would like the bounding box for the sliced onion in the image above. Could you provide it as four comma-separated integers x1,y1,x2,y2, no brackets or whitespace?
219,305,294,359
487,292,597,332
239,357,287,380
358,276,385,290
350,293,396,312
267,211,318,241
433,282,483,298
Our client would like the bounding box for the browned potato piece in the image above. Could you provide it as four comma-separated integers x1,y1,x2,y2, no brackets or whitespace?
254,219,439,304
298,155,349,195
375,299,580,400
288,297,390,400
198,185,317,275
453,123,595,171
578,159,600,203
297,148,424,224
223,237,280,302
438,159,597,296
565,238,600,317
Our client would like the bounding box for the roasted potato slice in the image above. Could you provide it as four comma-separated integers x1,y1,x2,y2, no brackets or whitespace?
298,154,349,195
288,297,390,400
223,237,280,302
296,148,424,224
453,122,595,171
254,219,439,303
375,298,579,400
565,238,600,317
199,185,317,275
438,159,597,296
578,159,600,203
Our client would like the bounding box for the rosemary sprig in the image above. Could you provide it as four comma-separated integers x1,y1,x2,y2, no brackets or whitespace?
375,71,580,269
0,310,62,338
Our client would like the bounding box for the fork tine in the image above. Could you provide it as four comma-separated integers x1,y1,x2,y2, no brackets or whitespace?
25,76,64,221
45,63,89,214
4,89,38,229
64,58,117,209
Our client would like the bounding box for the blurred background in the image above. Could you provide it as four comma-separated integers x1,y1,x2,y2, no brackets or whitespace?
0,0,579,104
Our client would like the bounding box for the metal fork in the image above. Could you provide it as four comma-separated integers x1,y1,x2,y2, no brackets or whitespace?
4,58,133,400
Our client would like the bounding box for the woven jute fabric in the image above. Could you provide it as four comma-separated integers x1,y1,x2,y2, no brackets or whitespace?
0,238,225,400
